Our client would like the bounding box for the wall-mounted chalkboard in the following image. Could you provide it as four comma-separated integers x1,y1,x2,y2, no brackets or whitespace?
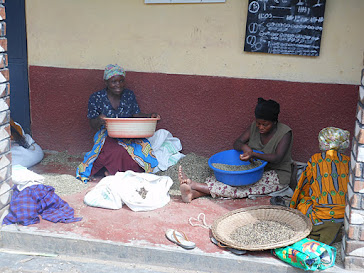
244,0,326,56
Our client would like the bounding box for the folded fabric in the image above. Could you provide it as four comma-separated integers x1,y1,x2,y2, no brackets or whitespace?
148,129,185,172
84,170,173,212
3,184,82,226
12,165,43,191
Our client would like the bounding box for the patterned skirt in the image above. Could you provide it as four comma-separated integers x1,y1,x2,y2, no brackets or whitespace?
206,170,285,199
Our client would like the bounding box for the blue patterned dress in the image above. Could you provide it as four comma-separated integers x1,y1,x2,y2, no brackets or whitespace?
76,88,158,183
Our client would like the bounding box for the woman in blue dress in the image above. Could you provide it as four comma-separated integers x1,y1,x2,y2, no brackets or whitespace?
77,64,159,183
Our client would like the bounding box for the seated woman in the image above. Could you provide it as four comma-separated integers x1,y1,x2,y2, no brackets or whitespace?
290,127,350,245
179,97,293,203
76,64,159,183
10,118,44,168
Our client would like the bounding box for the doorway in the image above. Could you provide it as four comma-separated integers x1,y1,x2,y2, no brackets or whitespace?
5,0,30,134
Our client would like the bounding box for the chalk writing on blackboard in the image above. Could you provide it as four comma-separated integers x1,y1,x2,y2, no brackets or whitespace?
244,0,326,56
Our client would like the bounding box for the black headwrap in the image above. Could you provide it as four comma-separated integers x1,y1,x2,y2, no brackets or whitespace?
254,97,280,122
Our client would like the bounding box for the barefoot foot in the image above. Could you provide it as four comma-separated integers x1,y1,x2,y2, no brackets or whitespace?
178,165,192,186
180,183,193,203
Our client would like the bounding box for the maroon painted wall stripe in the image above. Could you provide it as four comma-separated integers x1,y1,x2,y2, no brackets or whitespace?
29,66,357,162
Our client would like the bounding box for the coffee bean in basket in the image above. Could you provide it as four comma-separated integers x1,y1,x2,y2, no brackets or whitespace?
229,220,296,246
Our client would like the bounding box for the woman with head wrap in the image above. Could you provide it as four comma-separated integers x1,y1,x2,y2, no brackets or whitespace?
178,97,293,203
76,64,160,183
289,127,350,245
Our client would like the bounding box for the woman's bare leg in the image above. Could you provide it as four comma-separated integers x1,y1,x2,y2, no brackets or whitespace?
178,166,210,203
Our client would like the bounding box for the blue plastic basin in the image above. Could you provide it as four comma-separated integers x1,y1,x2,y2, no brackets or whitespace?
208,149,267,186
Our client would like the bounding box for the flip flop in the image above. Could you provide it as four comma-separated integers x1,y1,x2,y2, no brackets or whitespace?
165,229,196,250
270,196,287,207
210,236,246,255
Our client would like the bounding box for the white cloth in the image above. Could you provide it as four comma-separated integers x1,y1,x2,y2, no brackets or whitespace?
84,170,173,212
148,129,185,173
11,133,44,168
11,165,43,191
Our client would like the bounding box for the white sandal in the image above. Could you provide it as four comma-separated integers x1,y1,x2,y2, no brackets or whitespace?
165,229,196,249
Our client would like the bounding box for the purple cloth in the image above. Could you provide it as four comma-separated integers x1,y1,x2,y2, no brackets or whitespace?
3,184,82,226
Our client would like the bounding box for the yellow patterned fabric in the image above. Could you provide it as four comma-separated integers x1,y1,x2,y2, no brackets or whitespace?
290,150,349,225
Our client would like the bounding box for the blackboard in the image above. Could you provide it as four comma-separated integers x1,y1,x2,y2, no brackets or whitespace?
244,0,326,56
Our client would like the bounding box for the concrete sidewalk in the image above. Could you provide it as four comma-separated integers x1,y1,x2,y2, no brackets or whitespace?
0,250,207,273
0,153,354,273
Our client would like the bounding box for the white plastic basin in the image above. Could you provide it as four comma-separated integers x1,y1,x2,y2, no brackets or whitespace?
104,117,160,138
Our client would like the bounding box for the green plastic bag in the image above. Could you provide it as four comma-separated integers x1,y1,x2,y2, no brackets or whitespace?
272,238,336,271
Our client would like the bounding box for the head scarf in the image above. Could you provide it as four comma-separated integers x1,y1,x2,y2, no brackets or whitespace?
103,64,126,81
318,127,350,152
254,97,280,122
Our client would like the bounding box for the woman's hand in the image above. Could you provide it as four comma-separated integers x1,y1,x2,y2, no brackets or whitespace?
89,114,106,131
133,112,160,118
150,113,160,118
240,149,253,161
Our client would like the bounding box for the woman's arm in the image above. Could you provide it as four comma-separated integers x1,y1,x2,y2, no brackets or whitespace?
89,114,106,131
233,126,252,154
245,131,292,163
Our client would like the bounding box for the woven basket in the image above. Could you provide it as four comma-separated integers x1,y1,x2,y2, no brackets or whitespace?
211,205,312,251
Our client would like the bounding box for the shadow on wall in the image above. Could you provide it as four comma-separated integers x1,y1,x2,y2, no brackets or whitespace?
29,66,357,162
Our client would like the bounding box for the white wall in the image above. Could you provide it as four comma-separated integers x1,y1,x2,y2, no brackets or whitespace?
26,0,364,84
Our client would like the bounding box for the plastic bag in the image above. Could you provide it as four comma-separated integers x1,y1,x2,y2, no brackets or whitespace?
84,176,123,210
272,238,336,271
114,171,173,212
83,171,173,211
